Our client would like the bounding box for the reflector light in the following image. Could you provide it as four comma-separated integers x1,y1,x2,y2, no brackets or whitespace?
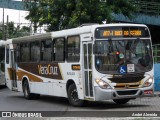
144,90,153,94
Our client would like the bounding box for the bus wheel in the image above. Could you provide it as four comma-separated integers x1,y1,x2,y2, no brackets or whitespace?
23,80,33,100
67,84,84,107
113,98,130,104
23,80,40,100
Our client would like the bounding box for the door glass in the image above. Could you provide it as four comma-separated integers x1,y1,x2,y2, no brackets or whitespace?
83,42,93,97
85,71,88,96
84,44,87,69
89,71,93,97
88,44,92,69
6,48,9,64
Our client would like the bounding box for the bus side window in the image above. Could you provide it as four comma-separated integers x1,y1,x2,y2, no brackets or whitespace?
67,36,80,62
6,48,9,64
53,38,65,62
16,44,20,62
41,40,52,61
21,43,30,62
31,41,40,62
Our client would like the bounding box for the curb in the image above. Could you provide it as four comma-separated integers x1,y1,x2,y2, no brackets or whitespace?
154,94,160,97
154,92,160,97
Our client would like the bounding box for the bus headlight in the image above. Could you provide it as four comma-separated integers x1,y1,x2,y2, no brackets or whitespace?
95,79,111,89
142,78,153,87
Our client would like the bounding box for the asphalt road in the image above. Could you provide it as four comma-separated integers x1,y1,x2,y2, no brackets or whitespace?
0,86,160,118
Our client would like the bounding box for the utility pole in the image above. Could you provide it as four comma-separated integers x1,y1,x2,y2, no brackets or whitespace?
2,8,4,40
6,15,9,39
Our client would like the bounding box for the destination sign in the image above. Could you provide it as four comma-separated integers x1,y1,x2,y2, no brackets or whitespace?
95,26,149,38
103,30,142,37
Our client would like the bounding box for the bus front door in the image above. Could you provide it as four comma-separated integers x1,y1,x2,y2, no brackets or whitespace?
10,50,17,91
83,42,93,99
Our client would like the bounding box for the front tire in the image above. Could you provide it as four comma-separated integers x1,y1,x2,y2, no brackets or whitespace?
67,84,84,107
23,80,40,100
113,98,130,104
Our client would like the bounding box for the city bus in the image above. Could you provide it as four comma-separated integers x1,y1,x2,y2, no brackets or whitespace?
4,23,154,106
0,70,5,86
0,40,5,86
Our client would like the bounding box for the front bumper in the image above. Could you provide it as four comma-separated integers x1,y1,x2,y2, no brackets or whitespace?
94,85,154,101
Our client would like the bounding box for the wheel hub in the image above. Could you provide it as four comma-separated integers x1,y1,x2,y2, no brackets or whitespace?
71,89,79,102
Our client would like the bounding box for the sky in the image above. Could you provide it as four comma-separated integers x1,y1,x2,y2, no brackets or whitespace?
0,8,45,33
0,8,30,26
0,0,45,33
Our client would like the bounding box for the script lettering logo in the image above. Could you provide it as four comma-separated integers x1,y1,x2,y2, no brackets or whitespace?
38,64,58,75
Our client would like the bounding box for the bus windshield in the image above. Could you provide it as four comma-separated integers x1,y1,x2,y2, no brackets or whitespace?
95,39,153,74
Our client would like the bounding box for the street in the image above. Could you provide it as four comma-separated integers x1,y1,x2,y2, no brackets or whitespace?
0,86,160,118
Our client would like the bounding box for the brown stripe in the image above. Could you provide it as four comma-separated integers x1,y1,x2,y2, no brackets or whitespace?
18,63,63,80
16,70,43,82
7,68,13,80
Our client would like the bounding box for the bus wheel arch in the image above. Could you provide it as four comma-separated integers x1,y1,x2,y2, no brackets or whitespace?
66,79,84,107
22,77,29,90
22,77,32,99
66,79,75,92
22,77,40,100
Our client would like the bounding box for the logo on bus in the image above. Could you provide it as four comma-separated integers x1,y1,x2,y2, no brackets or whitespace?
38,64,58,75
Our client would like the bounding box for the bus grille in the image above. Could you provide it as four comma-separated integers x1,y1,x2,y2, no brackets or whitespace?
116,90,138,96
109,76,144,83
114,84,140,89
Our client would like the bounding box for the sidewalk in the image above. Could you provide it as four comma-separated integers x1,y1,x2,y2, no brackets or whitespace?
154,91,160,97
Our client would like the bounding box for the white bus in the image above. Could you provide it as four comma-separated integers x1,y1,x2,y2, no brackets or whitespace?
0,40,5,86
4,23,154,106
0,73,5,86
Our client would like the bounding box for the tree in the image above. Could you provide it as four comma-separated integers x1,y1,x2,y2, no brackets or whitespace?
25,0,137,31
0,22,31,39
0,32,2,39
8,22,31,38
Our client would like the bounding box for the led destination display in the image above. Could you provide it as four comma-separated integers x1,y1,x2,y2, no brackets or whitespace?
95,26,149,38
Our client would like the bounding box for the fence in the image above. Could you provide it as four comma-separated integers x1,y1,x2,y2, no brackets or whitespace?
131,0,160,16
152,44,160,91
153,44,160,63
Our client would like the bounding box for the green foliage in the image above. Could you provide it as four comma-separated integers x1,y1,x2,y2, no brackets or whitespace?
25,0,137,31
0,22,31,39
0,32,2,39
8,22,30,38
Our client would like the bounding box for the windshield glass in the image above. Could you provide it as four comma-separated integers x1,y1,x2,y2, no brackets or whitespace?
95,39,153,74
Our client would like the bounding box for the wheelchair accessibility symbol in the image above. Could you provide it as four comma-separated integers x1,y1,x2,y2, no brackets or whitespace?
119,66,127,74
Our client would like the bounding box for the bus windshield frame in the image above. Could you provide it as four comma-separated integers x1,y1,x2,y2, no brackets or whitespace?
94,38,153,74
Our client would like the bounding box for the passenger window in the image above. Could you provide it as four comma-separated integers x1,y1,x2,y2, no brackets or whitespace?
53,38,65,62
6,48,9,64
31,41,40,62
16,44,20,62
41,40,52,61
67,36,80,62
21,43,30,62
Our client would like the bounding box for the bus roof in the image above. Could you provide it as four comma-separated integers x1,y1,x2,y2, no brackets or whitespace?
0,40,5,47
9,23,147,44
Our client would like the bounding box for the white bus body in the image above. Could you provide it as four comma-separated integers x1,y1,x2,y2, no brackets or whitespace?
4,23,154,106
0,40,5,86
